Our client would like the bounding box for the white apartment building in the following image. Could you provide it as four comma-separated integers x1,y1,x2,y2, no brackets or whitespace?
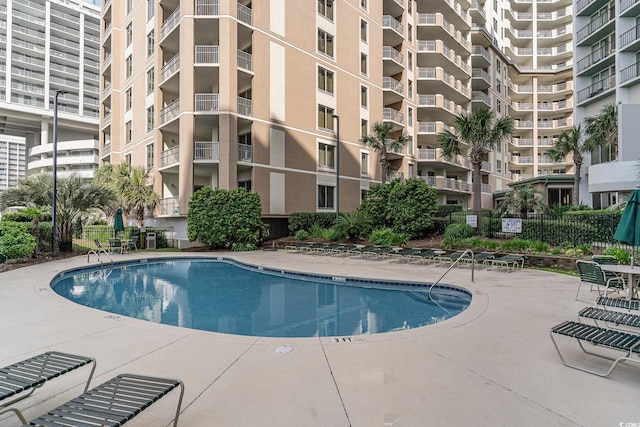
0,0,101,179
100,0,579,238
575,0,640,207
0,134,25,192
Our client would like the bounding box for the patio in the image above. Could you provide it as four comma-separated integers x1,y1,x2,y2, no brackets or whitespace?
0,251,638,426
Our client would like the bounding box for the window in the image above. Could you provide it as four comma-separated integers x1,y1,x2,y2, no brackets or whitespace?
126,56,132,78
408,0,412,14
497,160,501,173
408,164,414,179
318,143,335,168
360,86,368,108
408,52,413,70
318,29,334,57
124,153,132,165
361,152,369,175
407,107,413,127
360,53,367,75
146,106,154,132
360,0,367,9
361,189,368,201
147,68,154,94
147,31,154,58
125,121,132,144
361,119,368,138
146,143,154,169
318,0,333,21
147,0,154,21
408,24,412,42
496,79,501,94
497,99,501,113
318,185,335,209
360,20,367,42
126,88,132,110
126,23,132,47
496,59,501,73
238,132,252,145
318,105,334,130
238,180,252,191
318,67,334,94
126,0,133,14
408,80,413,98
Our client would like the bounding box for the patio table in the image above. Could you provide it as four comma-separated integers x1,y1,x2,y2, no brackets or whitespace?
600,264,640,300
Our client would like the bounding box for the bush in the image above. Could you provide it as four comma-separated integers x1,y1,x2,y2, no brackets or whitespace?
368,228,409,246
288,213,336,234
1,208,50,223
500,239,531,252
295,230,309,240
531,241,549,253
231,242,257,252
0,221,36,259
604,247,632,264
444,223,476,240
187,187,268,249
435,204,463,217
333,211,371,241
358,178,437,239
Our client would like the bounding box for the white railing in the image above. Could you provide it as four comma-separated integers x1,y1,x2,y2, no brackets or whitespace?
383,108,404,124
195,46,219,64
382,15,403,35
161,7,180,39
481,184,492,193
160,146,179,168
383,76,403,95
382,46,403,64
237,4,252,25
161,53,180,81
194,141,219,161
160,197,180,215
195,0,219,16
195,93,219,112
238,97,252,116
160,99,180,124
237,50,252,71
238,143,252,161
481,161,492,172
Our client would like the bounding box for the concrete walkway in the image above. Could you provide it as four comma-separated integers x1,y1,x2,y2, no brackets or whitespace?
0,251,638,427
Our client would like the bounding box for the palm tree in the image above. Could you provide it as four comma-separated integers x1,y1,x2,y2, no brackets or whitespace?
439,109,514,215
121,166,159,226
1,173,115,252
498,185,548,218
361,122,408,184
584,103,618,149
545,126,588,206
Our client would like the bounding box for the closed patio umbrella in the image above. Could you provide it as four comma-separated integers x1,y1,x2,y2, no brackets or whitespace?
613,189,640,268
114,208,125,237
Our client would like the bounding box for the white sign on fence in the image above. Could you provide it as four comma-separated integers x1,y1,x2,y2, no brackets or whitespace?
466,215,477,228
502,218,522,233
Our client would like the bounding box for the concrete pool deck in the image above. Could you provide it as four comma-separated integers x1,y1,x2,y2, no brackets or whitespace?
0,251,638,426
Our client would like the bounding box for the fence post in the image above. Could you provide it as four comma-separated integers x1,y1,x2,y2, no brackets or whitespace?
488,211,493,238
539,214,544,243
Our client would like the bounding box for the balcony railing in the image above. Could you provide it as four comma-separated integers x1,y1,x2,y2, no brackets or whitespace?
161,7,180,39
382,15,403,35
195,93,219,112
511,155,534,164
472,91,491,105
194,141,219,161
620,24,640,48
621,61,640,83
195,45,219,64
382,46,403,64
195,0,219,16
620,0,640,14
577,45,615,72
418,148,470,169
237,50,252,71
481,184,492,193
472,45,491,62
383,108,404,124
577,76,615,102
160,197,180,215
383,76,403,95
160,99,180,124
237,3,252,25
160,146,179,168
481,161,492,173
472,68,491,83
161,53,180,81
238,97,252,116
238,143,252,161
577,8,614,43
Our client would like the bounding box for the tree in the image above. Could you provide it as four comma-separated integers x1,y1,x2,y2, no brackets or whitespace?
584,103,618,150
361,122,408,184
333,211,371,241
545,126,586,206
498,185,548,217
1,173,114,252
120,166,159,226
439,109,514,216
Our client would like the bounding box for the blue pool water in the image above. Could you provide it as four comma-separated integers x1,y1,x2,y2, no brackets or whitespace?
51,258,471,338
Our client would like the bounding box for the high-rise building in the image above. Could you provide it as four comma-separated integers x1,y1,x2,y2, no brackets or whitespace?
101,0,577,238
0,134,26,193
575,0,640,207
0,0,101,179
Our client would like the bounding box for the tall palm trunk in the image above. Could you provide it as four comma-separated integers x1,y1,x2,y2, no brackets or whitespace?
573,163,581,206
380,148,388,184
472,163,482,234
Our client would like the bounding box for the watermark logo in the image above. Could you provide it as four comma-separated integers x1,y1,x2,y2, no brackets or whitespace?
620,422,640,427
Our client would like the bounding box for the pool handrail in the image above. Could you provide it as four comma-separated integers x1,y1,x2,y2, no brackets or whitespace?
428,249,474,302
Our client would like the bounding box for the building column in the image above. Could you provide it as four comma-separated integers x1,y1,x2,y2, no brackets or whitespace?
40,120,49,160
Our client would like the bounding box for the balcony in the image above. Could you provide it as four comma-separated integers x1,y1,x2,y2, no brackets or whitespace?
514,120,533,129
620,0,640,16
510,155,534,165
161,7,180,40
511,138,534,147
416,13,470,52
383,76,404,96
237,4,252,26
382,15,403,36
417,41,470,77
471,91,491,107
238,143,252,162
469,1,486,24
481,184,492,193
160,146,180,169
196,0,219,16
160,99,180,125
621,61,640,86
417,148,470,170
194,141,219,161
481,161,492,173
577,75,615,104
237,50,252,71
419,176,471,193
383,46,404,75
161,53,180,82
621,24,640,52
160,197,180,216
195,45,219,64
195,93,219,112
576,45,615,75
471,45,491,67
417,121,452,135
383,107,404,126
417,67,470,102
418,94,464,116
237,97,252,116
471,68,491,89
577,8,614,45
511,173,534,182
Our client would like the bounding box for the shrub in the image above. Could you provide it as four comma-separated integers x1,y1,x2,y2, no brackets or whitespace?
604,247,632,264
231,242,257,252
295,230,309,240
435,204,463,217
1,208,49,223
358,178,437,239
0,221,36,259
309,224,325,238
369,228,409,246
500,239,531,252
444,223,476,240
323,227,343,241
531,241,549,253
187,187,268,249
333,211,371,241
288,213,336,234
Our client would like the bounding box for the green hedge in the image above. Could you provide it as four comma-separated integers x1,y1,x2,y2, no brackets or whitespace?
434,204,463,217
288,212,337,234
0,221,36,259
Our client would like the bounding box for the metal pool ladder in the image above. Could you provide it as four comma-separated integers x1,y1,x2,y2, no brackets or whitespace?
428,249,475,301
87,248,113,266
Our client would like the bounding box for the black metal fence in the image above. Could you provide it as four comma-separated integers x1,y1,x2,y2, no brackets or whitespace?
447,211,624,247
72,226,176,251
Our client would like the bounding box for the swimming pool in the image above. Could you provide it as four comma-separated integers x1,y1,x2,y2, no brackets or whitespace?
51,258,471,338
